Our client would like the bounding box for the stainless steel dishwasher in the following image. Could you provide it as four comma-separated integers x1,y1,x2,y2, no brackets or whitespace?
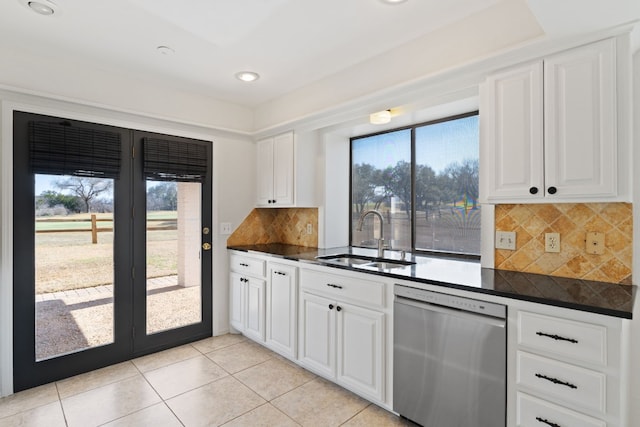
393,284,506,427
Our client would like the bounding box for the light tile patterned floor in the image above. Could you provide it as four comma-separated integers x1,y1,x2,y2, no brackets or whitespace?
0,334,415,426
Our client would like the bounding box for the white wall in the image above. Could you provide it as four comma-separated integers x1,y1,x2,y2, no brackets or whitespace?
0,90,255,397
628,35,640,424
0,45,254,135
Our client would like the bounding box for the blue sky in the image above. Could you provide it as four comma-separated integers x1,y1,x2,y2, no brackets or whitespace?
352,115,479,173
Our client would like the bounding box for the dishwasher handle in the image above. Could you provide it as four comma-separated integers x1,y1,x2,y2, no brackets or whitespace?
395,295,506,328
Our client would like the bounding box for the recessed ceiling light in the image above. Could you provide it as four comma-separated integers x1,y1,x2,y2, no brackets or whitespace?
156,45,175,56
235,71,260,82
27,1,55,15
380,0,407,4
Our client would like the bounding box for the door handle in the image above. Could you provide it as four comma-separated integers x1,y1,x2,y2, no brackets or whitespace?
202,243,211,251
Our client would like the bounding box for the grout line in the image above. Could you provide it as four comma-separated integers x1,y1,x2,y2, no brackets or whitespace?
53,383,70,427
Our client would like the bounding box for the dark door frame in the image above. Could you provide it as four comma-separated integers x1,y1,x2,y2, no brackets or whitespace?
12,111,212,392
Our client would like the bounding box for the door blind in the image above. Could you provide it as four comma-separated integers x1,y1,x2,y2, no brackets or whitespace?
143,138,207,182
29,121,122,178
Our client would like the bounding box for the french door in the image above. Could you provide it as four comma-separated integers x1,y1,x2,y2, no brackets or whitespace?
12,112,212,391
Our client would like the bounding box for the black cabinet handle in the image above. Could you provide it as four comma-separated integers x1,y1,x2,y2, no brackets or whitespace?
239,263,249,267
240,277,248,283
336,306,342,312
326,283,343,289
274,271,287,276
547,186,557,195
529,186,538,195
536,331,578,344
329,304,334,310
267,199,277,204
535,373,577,389
536,417,561,427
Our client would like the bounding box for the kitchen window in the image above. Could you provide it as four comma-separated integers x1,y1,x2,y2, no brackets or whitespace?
350,111,480,257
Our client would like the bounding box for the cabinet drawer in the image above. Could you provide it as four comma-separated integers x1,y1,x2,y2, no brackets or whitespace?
517,392,606,427
518,311,606,366
300,269,384,308
230,254,266,277
517,351,606,414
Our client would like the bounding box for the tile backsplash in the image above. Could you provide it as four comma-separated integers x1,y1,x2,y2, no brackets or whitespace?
495,203,632,284
227,208,318,248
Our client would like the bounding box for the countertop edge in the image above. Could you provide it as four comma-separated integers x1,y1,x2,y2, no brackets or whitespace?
227,245,634,319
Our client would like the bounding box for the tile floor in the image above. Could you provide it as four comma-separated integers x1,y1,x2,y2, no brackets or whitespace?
0,334,414,426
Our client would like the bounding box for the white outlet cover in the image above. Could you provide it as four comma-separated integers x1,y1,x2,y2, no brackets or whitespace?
495,231,516,250
220,222,232,235
545,232,560,253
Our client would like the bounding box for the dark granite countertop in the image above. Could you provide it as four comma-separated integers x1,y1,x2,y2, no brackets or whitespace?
227,243,635,319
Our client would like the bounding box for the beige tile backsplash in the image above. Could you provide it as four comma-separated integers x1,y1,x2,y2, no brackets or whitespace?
227,208,318,248
495,203,632,284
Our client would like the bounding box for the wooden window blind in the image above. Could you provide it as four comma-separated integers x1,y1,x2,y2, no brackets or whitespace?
143,138,207,182
29,121,121,178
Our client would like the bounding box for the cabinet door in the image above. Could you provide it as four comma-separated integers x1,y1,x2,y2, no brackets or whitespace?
256,137,275,206
298,292,335,378
229,273,245,332
272,132,294,205
483,61,544,201
244,277,266,342
336,302,385,401
544,38,616,198
266,263,297,358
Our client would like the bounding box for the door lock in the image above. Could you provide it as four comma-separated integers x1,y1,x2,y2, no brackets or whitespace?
202,243,211,251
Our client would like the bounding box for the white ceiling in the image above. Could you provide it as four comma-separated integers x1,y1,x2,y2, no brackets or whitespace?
0,0,639,116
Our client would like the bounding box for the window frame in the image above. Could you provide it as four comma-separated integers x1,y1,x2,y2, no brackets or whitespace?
349,110,480,259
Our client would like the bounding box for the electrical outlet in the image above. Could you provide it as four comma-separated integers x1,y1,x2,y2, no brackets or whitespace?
306,223,313,235
495,231,516,250
545,232,560,253
220,222,232,235
586,231,605,255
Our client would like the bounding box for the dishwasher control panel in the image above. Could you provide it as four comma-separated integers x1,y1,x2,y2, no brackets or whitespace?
394,284,506,319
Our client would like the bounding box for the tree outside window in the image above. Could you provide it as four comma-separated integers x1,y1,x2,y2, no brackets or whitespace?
350,112,480,256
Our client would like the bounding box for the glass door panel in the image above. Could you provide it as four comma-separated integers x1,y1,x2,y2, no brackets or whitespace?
145,181,202,334
34,174,116,360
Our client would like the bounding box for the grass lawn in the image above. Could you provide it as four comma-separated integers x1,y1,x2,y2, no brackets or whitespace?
35,212,179,294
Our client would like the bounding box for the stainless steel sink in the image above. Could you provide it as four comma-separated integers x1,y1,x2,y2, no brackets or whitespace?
316,254,414,269
359,261,411,269
315,254,376,266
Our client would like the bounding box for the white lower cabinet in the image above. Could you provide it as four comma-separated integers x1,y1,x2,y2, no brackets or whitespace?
510,304,626,427
229,252,267,341
299,292,335,378
298,269,387,403
266,262,297,359
517,392,606,427
336,301,384,400
229,271,265,342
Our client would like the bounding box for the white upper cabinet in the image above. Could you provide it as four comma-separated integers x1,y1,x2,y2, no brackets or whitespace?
482,38,621,203
257,132,294,206
483,61,544,200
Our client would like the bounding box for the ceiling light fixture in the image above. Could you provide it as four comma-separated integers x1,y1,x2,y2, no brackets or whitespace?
380,0,408,4
370,110,391,125
156,45,175,56
27,1,55,15
235,71,260,82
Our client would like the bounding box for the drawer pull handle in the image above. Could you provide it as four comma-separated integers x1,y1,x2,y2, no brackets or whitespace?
239,263,249,267
535,373,577,389
326,283,343,289
536,417,561,427
274,271,287,276
536,332,578,344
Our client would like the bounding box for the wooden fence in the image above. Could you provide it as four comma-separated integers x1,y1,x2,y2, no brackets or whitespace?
36,214,177,243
